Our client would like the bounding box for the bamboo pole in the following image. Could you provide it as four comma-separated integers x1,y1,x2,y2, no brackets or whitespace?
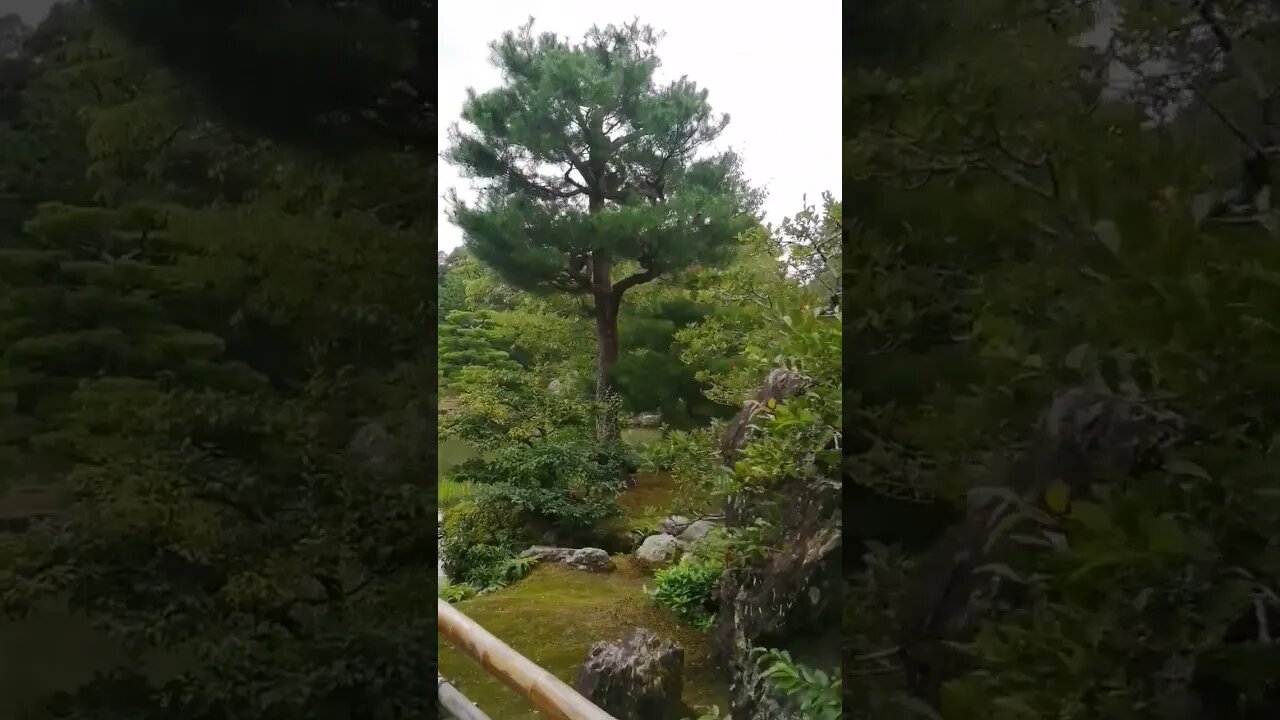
437,598,618,720
438,674,492,720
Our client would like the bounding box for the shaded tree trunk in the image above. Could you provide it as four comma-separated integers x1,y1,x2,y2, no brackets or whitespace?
591,247,621,443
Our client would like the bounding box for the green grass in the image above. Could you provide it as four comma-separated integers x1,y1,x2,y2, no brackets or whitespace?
438,433,478,508
438,477,477,508
438,557,727,719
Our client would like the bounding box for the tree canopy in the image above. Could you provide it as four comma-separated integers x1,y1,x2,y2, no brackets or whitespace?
446,20,760,435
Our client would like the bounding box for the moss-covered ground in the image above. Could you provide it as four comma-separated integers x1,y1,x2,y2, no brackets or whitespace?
438,425,726,717
437,557,726,718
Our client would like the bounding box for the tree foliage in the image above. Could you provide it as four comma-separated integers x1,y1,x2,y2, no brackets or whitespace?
0,7,436,717
446,20,758,427
845,2,1280,717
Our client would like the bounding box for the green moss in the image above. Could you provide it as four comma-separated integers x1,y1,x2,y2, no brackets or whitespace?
621,426,662,448
438,557,727,718
618,471,677,522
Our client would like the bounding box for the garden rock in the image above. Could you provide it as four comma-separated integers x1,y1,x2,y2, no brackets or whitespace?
659,515,692,535
635,534,682,569
519,546,615,573
632,412,663,428
678,519,717,543
714,475,842,720
575,627,685,720
719,368,810,464
347,421,395,470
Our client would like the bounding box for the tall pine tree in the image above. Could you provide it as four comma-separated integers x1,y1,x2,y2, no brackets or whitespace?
446,20,758,439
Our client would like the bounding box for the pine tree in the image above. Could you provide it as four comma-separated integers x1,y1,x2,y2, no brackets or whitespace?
445,20,758,439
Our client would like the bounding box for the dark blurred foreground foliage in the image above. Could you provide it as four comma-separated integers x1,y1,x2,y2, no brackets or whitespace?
846,1,1280,718
1,3,438,717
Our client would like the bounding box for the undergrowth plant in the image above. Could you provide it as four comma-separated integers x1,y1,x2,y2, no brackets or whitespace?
438,578,478,604
437,477,476,507
750,647,842,720
648,560,723,630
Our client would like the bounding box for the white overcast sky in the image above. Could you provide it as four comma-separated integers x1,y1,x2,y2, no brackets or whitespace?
437,1,842,251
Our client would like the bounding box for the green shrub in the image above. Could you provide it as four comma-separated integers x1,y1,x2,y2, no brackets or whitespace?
689,522,774,569
450,441,629,538
636,428,712,473
441,440,632,586
636,427,729,514
440,501,519,583
648,560,723,629
750,648,841,720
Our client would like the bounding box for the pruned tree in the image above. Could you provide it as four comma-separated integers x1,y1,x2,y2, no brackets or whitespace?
445,19,759,440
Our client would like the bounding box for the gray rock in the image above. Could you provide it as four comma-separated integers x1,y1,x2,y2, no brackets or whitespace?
519,546,615,573
720,368,811,464
632,412,663,428
659,515,692,536
678,519,717,543
635,534,682,569
348,421,394,469
575,627,685,720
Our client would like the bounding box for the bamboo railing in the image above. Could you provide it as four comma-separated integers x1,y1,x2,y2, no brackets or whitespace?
438,674,491,720
437,598,619,720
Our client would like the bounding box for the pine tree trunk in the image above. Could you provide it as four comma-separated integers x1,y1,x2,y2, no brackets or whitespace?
592,282,621,444
587,187,620,444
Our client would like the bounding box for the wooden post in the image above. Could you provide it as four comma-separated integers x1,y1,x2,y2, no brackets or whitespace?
437,598,618,720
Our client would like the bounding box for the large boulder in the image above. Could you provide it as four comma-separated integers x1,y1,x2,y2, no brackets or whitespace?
519,546,615,573
714,476,842,720
575,627,685,720
635,534,682,569
709,366,842,719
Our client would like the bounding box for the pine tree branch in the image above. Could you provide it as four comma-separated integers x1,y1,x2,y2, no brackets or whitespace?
612,265,661,297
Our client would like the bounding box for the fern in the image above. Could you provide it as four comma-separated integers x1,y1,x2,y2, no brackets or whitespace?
499,554,538,583
438,577,478,603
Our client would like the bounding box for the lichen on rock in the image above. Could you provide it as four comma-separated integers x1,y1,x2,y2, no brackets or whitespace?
519,546,616,573
635,533,683,569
